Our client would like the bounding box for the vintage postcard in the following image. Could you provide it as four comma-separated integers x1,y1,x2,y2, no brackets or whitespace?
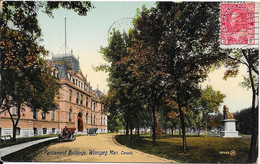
0,1,258,163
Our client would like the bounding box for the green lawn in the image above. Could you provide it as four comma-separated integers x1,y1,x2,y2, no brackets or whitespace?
0,134,57,148
116,135,252,163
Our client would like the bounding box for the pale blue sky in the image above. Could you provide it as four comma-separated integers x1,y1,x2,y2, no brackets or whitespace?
38,1,252,113
39,1,155,92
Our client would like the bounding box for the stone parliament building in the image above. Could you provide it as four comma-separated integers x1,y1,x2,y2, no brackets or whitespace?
0,53,107,137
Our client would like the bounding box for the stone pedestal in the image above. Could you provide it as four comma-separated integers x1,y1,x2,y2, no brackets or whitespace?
220,119,240,138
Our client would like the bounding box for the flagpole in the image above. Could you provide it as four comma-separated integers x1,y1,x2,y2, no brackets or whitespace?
65,18,67,57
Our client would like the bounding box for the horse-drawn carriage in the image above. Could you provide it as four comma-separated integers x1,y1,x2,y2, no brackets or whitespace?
87,128,98,136
58,127,76,142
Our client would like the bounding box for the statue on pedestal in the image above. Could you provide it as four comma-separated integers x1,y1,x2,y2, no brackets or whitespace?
220,105,240,138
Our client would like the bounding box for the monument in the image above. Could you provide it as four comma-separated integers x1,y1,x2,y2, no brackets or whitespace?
220,105,240,138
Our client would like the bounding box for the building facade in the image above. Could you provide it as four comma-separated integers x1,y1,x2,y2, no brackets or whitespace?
0,53,107,137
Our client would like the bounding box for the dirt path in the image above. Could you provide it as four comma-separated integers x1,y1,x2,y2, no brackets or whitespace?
33,134,174,163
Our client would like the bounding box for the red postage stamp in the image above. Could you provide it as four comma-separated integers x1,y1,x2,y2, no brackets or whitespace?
221,3,255,45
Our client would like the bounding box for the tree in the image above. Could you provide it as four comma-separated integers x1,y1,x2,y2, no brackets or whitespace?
234,108,254,134
223,49,258,162
189,86,225,136
1,58,60,142
129,2,226,152
0,1,93,107
0,1,93,141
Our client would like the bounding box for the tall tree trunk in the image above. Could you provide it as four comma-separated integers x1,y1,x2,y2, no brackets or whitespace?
164,119,169,138
7,103,21,142
205,122,207,137
178,126,181,138
197,123,201,136
171,126,174,136
137,127,140,137
130,123,133,140
152,105,156,145
247,65,258,163
178,104,187,153
125,120,129,136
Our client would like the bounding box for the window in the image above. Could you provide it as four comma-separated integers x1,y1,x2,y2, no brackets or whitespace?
0,127,2,136
86,113,88,124
79,81,80,88
80,94,83,105
51,109,55,121
73,78,75,84
86,97,88,107
33,109,37,119
69,89,72,101
101,117,102,125
33,127,37,135
12,106,18,116
76,93,79,104
16,127,21,135
91,101,93,110
91,113,92,124
43,128,47,134
94,102,96,111
69,108,72,122
52,128,55,134
76,79,78,86
94,115,96,125
81,82,83,89
42,112,46,120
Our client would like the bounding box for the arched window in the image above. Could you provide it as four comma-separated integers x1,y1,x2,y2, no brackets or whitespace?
86,97,88,107
52,128,55,134
76,92,79,104
43,128,47,135
12,106,18,116
69,108,72,122
80,94,83,105
16,127,21,135
69,89,72,101
51,108,55,121
33,127,37,135
86,113,88,124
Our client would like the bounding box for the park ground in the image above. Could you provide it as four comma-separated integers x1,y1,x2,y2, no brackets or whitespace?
116,134,252,163
2,133,252,163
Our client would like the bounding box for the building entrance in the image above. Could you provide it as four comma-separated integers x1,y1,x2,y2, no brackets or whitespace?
77,112,83,132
